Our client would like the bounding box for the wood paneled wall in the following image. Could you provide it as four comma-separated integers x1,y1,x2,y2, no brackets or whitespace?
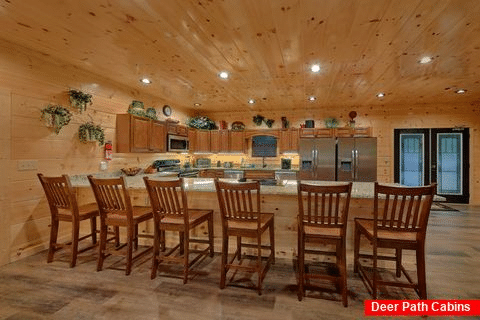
208,103,480,204
0,39,191,266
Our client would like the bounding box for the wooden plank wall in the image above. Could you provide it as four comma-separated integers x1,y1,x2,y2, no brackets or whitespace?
0,39,191,266
208,103,480,204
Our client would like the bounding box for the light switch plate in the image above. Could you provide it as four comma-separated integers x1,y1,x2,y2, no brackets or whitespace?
17,160,38,171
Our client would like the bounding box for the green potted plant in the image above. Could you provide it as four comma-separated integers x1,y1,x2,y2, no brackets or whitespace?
40,104,72,134
68,89,92,113
78,122,105,146
186,115,217,130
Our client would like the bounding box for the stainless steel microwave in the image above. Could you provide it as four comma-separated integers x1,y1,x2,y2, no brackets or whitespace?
167,134,189,152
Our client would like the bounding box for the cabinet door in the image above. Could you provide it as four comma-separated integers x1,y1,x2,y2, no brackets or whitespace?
279,129,299,153
244,170,275,179
150,121,166,152
290,129,299,152
176,125,188,136
210,130,220,153
131,116,150,152
219,130,229,152
229,131,245,153
279,130,290,153
188,129,196,152
195,130,211,153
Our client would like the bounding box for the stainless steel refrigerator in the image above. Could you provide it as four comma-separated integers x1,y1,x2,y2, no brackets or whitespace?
299,138,337,181
336,137,377,182
299,137,377,181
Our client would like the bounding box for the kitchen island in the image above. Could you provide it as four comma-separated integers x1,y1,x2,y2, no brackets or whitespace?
73,175,438,259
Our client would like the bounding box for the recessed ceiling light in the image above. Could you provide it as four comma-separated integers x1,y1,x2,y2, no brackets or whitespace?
455,89,466,94
310,64,321,73
194,103,201,107
140,78,151,84
419,56,433,64
309,96,316,101
218,71,229,79
376,92,385,98
248,99,256,104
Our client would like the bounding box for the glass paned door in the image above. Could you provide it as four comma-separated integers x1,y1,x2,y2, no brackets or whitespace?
399,133,424,186
395,128,469,203
436,133,462,195
431,128,469,203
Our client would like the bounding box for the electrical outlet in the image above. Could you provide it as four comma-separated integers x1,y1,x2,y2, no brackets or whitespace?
17,160,38,171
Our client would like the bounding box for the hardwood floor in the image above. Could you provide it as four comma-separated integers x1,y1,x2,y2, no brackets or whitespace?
0,204,479,319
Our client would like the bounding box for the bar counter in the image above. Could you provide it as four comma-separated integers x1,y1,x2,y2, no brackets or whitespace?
72,174,439,258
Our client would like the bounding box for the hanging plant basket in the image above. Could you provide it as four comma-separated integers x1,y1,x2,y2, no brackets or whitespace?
78,122,105,146
68,89,92,113
40,104,72,134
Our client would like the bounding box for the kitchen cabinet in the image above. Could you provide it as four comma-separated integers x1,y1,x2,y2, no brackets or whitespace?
167,122,188,136
116,114,166,153
244,170,275,180
279,128,299,153
210,130,229,153
229,131,246,153
198,169,224,178
299,128,334,138
193,130,211,153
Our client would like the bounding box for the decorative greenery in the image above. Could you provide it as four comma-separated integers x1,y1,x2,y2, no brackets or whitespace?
145,107,158,120
324,117,340,128
127,100,146,117
68,89,92,113
40,104,72,134
78,122,105,146
231,121,245,131
265,119,275,128
186,115,217,130
253,115,264,126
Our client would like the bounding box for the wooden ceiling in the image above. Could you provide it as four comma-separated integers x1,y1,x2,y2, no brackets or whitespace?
1,0,479,112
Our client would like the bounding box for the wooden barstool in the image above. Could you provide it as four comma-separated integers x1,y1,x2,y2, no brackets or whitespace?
214,179,275,295
354,182,436,299
37,173,98,268
297,182,352,307
143,177,214,283
88,175,153,275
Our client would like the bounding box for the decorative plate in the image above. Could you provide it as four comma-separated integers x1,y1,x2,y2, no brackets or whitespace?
163,105,172,116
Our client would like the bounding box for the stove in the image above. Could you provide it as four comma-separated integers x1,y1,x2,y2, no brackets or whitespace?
152,159,199,177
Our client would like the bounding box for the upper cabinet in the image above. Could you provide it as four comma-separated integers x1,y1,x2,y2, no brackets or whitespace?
167,121,188,137
191,129,246,154
210,130,229,153
192,130,211,153
279,128,299,153
116,114,166,153
230,131,246,153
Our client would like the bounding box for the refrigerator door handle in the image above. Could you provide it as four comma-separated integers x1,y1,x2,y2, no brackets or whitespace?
354,149,359,180
351,149,355,180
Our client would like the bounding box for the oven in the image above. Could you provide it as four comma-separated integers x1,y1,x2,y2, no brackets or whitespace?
167,134,189,152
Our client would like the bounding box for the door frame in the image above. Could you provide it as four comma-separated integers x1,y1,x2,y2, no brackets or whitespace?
394,128,470,203
430,128,470,203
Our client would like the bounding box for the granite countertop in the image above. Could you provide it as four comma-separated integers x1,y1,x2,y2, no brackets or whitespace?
195,166,299,172
71,175,445,201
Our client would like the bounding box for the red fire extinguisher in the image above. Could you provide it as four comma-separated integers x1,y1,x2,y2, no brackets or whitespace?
104,141,113,160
